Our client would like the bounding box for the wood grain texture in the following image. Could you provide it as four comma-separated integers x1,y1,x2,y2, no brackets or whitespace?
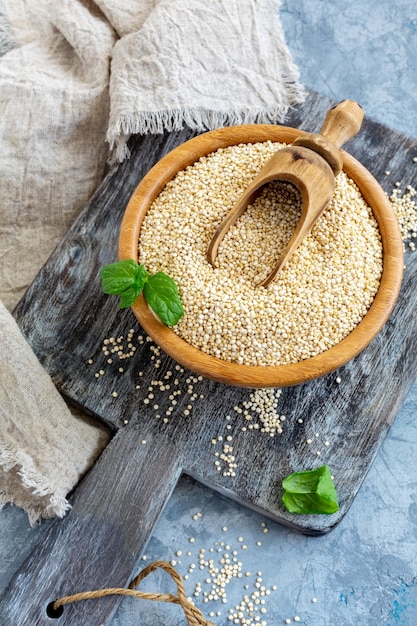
1,90,417,625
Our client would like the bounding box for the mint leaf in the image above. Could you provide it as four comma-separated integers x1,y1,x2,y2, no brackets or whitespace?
118,288,139,309
100,260,148,309
281,465,339,514
100,260,184,324
144,272,184,327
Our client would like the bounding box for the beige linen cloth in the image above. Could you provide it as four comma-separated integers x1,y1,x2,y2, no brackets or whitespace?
0,0,304,524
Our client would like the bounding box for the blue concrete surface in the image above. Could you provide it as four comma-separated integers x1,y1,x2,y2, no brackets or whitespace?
1,1,416,625
281,0,417,138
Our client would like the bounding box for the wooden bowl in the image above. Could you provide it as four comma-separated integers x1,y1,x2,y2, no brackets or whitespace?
119,125,404,388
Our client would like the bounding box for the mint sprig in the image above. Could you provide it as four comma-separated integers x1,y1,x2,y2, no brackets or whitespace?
100,259,184,327
281,464,339,515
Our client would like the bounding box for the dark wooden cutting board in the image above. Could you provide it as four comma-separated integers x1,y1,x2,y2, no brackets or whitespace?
1,90,417,625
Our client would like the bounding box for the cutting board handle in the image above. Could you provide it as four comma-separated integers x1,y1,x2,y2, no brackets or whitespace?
0,427,182,625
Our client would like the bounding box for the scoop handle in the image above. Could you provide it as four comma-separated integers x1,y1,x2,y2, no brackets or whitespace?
293,100,364,175
319,100,364,147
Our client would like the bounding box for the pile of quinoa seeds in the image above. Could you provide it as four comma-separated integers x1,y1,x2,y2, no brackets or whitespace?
139,141,384,366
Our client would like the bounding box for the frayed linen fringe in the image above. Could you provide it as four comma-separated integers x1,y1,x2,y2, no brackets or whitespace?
0,494,71,527
0,448,71,526
107,101,304,163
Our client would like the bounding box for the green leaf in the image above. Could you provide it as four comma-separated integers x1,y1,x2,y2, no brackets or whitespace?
101,259,141,294
281,465,339,514
100,259,148,309
118,288,139,309
144,272,184,327
100,260,184,323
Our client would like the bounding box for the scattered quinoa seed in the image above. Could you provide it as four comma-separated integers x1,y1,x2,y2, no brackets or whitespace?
390,183,417,243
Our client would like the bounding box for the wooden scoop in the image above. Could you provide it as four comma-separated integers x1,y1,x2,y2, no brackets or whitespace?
207,100,364,286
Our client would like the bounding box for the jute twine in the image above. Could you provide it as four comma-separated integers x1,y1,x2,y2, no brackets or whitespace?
52,560,215,625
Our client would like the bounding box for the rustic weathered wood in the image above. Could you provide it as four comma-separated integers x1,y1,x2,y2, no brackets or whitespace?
120,116,403,387
1,90,417,625
207,100,364,286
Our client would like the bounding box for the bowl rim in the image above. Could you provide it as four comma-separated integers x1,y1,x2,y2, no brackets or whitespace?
118,124,404,388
